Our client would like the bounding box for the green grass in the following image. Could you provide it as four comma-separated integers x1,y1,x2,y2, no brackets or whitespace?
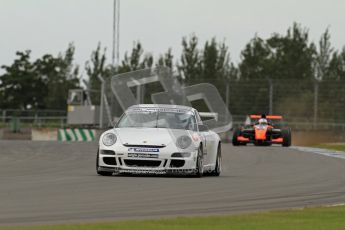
313,144,345,152
2,206,345,230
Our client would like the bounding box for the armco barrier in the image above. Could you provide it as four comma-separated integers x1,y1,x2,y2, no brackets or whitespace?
58,129,96,141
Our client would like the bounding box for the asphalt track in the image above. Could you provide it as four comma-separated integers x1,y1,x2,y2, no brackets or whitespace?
1,141,345,226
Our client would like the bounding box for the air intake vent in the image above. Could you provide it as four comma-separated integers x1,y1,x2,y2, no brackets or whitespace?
103,157,117,165
123,144,166,148
124,159,161,167
170,160,185,168
101,150,115,155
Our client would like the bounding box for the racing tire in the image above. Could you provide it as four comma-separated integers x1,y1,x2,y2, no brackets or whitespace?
96,149,113,176
232,128,241,146
210,143,221,176
282,128,292,147
194,147,204,177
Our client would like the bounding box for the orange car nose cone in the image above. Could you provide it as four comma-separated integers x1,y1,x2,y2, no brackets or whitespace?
255,129,267,140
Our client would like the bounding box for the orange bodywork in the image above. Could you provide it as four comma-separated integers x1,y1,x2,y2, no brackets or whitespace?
250,115,283,120
272,138,283,143
255,128,267,140
237,136,249,141
254,125,274,140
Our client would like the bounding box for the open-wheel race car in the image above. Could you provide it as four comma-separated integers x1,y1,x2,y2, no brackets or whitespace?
232,114,291,147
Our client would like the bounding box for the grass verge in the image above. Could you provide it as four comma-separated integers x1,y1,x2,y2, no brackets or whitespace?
1,205,345,230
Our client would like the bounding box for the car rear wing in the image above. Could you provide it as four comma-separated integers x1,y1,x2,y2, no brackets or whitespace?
199,112,218,121
250,115,283,120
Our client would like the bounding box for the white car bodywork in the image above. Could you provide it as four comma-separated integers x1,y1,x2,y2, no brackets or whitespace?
97,104,221,176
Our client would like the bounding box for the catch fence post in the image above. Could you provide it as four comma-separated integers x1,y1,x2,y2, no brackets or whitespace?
97,74,105,129
268,79,273,114
225,81,230,111
2,110,5,123
313,80,319,129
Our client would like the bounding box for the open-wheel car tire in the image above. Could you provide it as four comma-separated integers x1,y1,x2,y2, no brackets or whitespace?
282,128,292,147
232,128,241,146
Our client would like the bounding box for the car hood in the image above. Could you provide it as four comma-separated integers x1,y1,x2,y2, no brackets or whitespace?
114,128,190,146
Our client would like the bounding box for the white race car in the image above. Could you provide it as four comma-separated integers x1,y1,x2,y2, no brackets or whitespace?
97,104,222,177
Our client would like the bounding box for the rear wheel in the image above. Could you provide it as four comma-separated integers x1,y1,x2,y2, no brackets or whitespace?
210,144,221,176
282,128,292,147
96,149,113,176
232,128,241,146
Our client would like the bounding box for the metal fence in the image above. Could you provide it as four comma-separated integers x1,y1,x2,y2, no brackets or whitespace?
101,76,345,131
222,79,345,127
2,78,345,131
0,109,67,128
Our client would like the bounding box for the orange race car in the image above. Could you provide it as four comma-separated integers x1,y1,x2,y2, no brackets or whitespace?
232,114,291,147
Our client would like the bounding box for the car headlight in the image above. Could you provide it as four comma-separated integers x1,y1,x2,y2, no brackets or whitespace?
176,135,192,149
102,133,117,146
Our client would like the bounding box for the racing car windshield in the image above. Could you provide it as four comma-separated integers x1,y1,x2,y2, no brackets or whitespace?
116,109,197,131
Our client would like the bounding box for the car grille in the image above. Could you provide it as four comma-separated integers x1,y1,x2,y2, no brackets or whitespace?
124,159,161,168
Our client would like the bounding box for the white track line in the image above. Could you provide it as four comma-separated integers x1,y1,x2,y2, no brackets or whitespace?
291,146,345,160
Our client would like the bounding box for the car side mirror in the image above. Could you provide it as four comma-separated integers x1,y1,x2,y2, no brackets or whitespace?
198,124,209,132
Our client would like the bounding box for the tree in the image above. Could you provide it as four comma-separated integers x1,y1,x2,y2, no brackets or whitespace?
200,38,231,80
314,28,333,81
228,62,239,80
239,35,272,80
118,41,153,73
327,47,345,80
85,43,109,104
156,48,174,69
267,23,316,79
0,51,45,109
266,24,317,117
178,35,201,83
236,24,318,115
35,44,80,110
0,44,80,110
239,23,317,80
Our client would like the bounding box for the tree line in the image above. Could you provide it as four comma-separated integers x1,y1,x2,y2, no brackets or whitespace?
1,23,345,118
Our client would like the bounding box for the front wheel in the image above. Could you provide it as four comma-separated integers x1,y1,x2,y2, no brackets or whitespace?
210,144,221,176
96,149,113,176
194,147,204,177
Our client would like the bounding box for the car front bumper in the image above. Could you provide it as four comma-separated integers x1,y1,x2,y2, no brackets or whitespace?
98,145,199,174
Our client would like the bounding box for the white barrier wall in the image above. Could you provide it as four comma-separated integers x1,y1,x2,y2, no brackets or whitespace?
31,128,57,141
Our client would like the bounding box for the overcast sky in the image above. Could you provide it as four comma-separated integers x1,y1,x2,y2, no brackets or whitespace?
1,0,344,75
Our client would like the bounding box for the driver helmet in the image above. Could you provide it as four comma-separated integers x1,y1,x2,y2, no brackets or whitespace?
258,118,268,125
176,113,192,129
